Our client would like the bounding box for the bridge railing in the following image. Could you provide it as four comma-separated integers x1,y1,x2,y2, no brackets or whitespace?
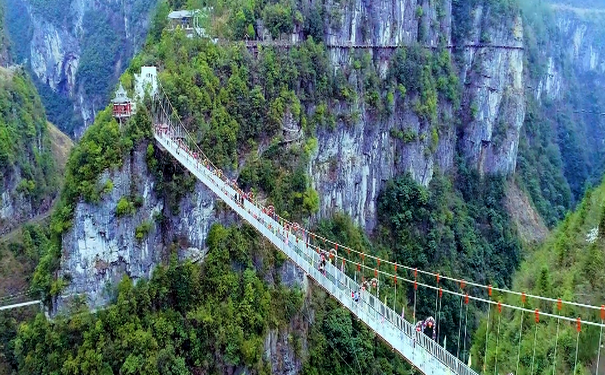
153,117,478,375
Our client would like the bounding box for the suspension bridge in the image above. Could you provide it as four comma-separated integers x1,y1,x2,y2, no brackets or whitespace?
2,84,604,374
150,87,605,374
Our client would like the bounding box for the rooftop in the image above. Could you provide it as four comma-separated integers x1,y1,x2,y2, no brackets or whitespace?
112,83,131,104
168,10,198,19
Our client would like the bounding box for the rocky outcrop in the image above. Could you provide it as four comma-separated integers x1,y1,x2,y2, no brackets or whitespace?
4,0,156,136
56,143,231,311
323,0,451,47
535,5,605,101
0,171,35,236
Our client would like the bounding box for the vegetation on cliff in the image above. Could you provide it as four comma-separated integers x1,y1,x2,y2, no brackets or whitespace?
0,67,58,217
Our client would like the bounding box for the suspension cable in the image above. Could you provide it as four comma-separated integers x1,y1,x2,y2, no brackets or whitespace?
484,301,491,373
271,207,605,314
330,253,605,328
457,294,463,359
597,311,603,375
553,300,562,375
516,310,524,374
437,288,442,344
574,318,581,374
413,271,418,325
463,295,469,363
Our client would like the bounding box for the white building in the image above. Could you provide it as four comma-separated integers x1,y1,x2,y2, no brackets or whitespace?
135,66,158,101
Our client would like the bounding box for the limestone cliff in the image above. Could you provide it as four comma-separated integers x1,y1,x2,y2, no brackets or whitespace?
4,0,156,136
310,0,524,230
57,143,231,309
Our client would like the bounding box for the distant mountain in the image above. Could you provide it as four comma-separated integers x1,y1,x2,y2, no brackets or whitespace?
3,0,157,137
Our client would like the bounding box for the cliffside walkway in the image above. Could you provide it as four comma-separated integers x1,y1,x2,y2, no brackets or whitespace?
153,93,477,375
243,39,524,50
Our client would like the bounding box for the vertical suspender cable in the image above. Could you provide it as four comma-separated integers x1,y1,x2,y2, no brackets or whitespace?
457,295,463,359
495,302,502,375
457,280,465,360
437,288,443,344
434,274,440,319
597,305,604,375
516,293,526,375
553,299,562,375
393,274,397,314
484,285,492,373
413,268,418,324
531,309,539,375
574,318,581,374
463,293,469,362
394,265,398,315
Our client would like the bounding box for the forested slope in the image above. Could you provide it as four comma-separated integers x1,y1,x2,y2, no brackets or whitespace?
472,176,605,374
0,67,58,235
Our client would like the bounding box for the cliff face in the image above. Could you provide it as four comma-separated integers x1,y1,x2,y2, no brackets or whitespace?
4,0,156,136
516,2,605,219
311,0,524,230
51,1,528,372
57,143,231,310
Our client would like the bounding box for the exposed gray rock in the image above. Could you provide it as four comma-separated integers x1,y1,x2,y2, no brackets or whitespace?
57,144,164,311
458,10,525,175
0,169,34,236
56,143,230,312
311,1,524,230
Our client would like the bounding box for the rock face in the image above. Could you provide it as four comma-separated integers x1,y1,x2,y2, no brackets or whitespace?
323,0,451,47
458,10,525,176
310,0,525,231
0,171,35,235
4,0,156,136
534,6,605,102
57,143,231,311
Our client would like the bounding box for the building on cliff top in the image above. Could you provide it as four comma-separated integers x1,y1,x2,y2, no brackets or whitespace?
167,9,209,38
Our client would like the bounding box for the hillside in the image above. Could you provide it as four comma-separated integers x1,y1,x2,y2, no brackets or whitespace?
472,176,605,374
0,66,59,236
0,71,70,375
